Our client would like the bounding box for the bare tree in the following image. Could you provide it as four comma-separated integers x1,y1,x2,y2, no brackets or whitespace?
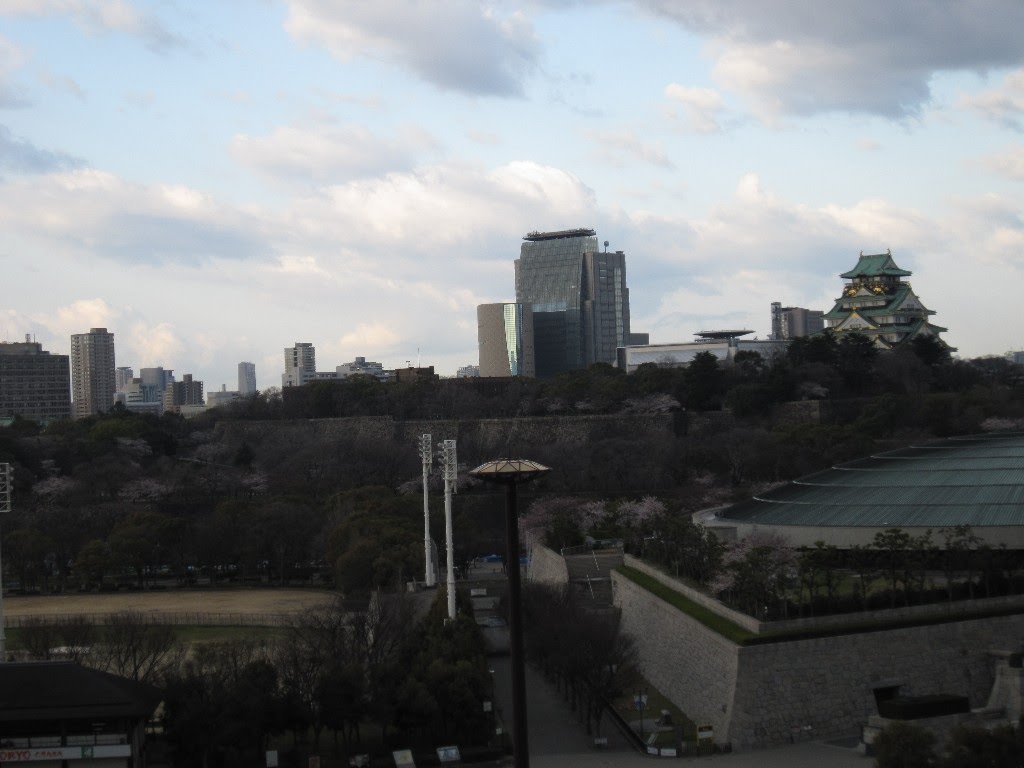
90,611,183,683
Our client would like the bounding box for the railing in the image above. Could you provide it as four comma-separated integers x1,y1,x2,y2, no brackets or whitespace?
560,539,625,557
3,611,296,628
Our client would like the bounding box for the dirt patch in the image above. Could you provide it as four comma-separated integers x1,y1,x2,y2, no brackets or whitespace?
4,588,337,619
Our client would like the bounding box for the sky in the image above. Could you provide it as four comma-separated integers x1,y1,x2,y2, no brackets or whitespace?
1,0,1022,391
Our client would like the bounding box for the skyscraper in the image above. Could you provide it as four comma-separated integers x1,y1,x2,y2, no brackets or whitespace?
515,228,631,377
477,303,535,377
238,362,257,395
282,343,315,387
70,327,115,419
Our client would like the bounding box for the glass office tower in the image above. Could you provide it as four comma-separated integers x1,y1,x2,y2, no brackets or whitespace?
477,303,535,377
515,228,630,378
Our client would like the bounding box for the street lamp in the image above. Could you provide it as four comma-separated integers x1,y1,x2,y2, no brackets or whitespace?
0,462,11,661
468,458,550,768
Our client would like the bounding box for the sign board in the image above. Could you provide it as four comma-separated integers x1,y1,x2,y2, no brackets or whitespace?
470,588,487,597
392,749,416,767
660,747,678,757
697,725,714,740
436,745,460,763
633,694,648,711
266,750,279,767
0,745,131,762
482,700,492,712
646,746,659,755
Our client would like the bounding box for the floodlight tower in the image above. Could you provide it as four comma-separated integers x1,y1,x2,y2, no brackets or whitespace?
419,434,435,586
0,462,11,660
439,439,457,620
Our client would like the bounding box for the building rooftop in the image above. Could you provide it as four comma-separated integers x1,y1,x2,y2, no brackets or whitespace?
0,662,161,722
840,252,913,279
695,330,754,340
523,228,596,242
717,432,1024,529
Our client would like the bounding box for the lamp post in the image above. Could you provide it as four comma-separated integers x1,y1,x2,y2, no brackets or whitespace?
0,463,11,660
469,458,550,768
419,434,435,587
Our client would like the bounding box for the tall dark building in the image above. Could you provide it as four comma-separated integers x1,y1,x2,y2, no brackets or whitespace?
0,339,71,422
514,228,631,378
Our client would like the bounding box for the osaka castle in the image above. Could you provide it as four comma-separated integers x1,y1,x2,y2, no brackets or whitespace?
823,251,948,348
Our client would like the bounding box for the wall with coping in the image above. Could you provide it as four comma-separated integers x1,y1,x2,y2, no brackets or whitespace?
613,563,1024,750
528,542,569,586
613,571,740,741
622,554,760,633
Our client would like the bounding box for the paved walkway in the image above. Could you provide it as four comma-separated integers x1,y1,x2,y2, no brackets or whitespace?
488,645,869,768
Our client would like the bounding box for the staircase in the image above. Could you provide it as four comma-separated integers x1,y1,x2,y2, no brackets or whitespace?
564,548,624,608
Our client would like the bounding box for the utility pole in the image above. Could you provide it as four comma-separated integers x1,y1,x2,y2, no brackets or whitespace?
439,439,457,620
419,434,435,586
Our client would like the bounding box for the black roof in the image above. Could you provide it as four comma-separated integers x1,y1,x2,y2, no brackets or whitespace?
0,662,161,722
523,228,595,241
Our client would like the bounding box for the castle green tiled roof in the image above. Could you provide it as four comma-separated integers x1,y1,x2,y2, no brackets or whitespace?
840,253,912,279
717,433,1024,529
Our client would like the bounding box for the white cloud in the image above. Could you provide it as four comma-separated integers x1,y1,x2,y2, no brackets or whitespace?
960,69,1024,129
231,123,438,184
0,125,83,173
979,145,1024,181
586,129,674,168
284,0,539,96
0,0,180,51
663,84,725,133
128,321,184,368
0,33,28,107
50,298,118,338
0,169,270,264
636,0,1024,120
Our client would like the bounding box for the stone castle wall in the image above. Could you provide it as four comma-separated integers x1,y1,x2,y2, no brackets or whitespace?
216,413,679,450
728,616,1021,747
612,566,1024,749
613,571,741,741
528,541,570,586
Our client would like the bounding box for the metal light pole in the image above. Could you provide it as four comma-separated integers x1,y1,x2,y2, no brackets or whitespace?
440,440,457,620
419,434,435,587
469,458,550,768
0,463,11,661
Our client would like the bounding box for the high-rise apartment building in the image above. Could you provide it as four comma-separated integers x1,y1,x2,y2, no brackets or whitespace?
70,327,115,419
0,339,71,422
515,229,631,378
115,367,134,393
770,303,825,340
238,362,257,395
283,343,316,387
336,357,386,380
163,373,204,412
477,303,536,377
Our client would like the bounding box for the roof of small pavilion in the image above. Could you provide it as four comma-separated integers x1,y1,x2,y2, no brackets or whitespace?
0,662,161,722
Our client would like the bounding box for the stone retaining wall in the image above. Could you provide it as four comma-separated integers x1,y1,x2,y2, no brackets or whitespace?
613,571,740,740
613,565,1024,750
217,413,678,449
528,542,569,586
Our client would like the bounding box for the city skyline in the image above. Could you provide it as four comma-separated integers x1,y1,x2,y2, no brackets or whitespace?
2,2,1023,390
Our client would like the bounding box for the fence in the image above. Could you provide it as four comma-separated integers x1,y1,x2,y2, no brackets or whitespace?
3,611,297,629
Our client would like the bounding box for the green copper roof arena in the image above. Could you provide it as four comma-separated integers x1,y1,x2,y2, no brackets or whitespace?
716,433,1024,529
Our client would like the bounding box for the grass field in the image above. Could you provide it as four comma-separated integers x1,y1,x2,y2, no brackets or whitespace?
3,587,338,619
